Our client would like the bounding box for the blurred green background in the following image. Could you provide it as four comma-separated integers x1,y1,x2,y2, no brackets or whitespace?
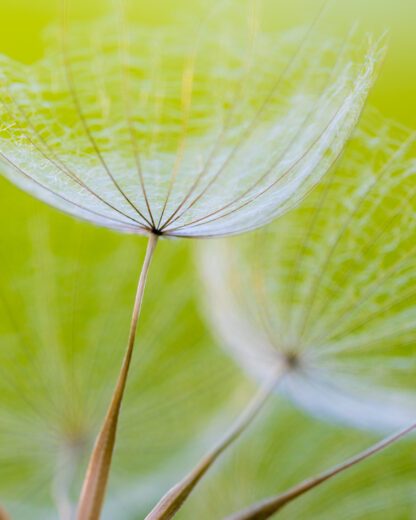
0,1,415,519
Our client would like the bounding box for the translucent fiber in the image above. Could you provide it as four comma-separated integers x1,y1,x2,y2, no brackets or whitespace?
0,13,380,237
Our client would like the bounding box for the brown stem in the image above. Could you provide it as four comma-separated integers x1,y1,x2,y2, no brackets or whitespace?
145,364,287,520
224,421,416,520
0,506,10,520
76,233,158,520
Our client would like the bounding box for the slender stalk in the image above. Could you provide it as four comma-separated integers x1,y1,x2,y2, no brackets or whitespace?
224,421,416,520
145,364,287,520
0,506,10,520
76,233,158,520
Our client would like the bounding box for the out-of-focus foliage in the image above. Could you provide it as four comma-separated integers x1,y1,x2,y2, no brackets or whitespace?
201,111,416,430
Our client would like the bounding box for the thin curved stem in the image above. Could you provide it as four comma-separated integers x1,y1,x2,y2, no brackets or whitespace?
76,233,158,520
224,421,416,520
145,364,287,520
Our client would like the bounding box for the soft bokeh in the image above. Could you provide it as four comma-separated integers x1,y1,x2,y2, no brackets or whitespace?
0,1,414,519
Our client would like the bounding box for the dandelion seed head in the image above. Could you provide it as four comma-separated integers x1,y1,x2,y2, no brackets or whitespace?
200,110,416,431
0,9,380,237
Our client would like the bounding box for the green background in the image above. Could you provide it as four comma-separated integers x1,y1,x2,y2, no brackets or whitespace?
0,1,415,519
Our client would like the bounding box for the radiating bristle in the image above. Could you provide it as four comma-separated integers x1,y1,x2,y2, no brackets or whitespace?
200,109,416,430
0,6,379,238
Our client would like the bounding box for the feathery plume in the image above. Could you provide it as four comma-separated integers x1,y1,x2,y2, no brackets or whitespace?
200,110,416,430
0,17,379,238
0,3,381,518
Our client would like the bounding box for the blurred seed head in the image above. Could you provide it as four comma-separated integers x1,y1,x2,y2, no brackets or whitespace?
200,110,416,431
0,220,237,518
